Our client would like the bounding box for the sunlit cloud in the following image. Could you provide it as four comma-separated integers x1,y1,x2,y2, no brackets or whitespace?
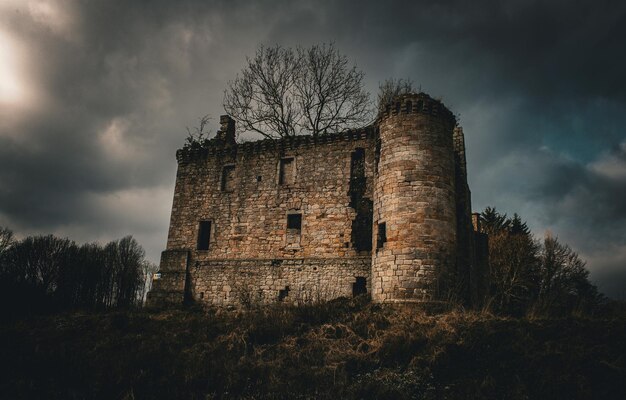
0,30,31,107
27,0,77,41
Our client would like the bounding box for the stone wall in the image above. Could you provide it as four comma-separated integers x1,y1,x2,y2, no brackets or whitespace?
167,128,377,260
149,92,486,308
189,257,371,307
146,250,188,305
453,126,475,304
372,94,458,302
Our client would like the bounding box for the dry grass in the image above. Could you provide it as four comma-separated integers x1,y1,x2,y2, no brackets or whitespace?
1,297,625,399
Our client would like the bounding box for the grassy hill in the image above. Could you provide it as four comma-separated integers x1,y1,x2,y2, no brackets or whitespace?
1,297,625,399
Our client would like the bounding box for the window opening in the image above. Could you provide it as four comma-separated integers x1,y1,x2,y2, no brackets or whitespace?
287,213,302,230
221,165,235,192
278,286,290,301
352,277,367,297
286,213,302,246
279,157,295,185
197,221,212,250
377,222,387,250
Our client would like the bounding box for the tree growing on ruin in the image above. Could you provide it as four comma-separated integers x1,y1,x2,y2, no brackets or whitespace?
377,78,415,111
223,43,372,138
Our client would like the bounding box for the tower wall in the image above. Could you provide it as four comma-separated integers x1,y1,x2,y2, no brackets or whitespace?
372,94,458,302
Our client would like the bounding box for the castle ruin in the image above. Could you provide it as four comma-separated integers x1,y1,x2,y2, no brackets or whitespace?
148,93,488,307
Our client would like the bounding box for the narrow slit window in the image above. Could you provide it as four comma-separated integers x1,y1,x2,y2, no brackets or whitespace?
349,148,366,208
221,165,236,192
197,221,212,250
406,101,412,113
377,222,386,250
279,157,295,185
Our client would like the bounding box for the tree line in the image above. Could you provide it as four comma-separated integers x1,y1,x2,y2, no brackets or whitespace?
0,226,156,317
480,207,602,316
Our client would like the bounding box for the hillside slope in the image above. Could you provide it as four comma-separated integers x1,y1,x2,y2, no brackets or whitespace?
1,298,625,399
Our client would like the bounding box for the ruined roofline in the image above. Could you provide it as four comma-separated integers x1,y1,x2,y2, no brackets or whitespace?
377,92,457,126
177,92,457,163
177,124,378,163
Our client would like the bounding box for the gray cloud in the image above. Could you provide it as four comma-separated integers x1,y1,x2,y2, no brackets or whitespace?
0,0,625,298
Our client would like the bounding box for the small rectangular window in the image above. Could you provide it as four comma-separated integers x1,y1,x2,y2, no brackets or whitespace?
286,213,302,246
197,221,211,250
352,276,367,297
221,165,235,192
279,157,295,185
278,286,290,302
287,213,302,230
377,222,386,250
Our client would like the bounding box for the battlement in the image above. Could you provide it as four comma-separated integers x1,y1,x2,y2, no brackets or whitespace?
378,92,456,126
177,124,377,164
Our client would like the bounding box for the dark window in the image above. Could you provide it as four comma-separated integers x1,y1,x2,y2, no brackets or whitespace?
406,101,412,113
197,221,211,250
257,175,262,182
287,213,302,230
352,277,367,297
279,157,295,185
352,199,373,252
349,148,366,208
286,213,302,246
377,222,386,250
278,286,290,301
395,102,401,114
199,292,205,299
221,165,235,191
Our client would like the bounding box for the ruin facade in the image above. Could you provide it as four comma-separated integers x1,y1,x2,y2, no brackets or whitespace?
147,93,488,307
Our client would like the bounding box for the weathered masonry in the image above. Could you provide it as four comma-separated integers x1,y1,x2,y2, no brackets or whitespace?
148,93,488,307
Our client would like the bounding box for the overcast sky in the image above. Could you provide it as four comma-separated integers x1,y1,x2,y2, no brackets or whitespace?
1,0,625,299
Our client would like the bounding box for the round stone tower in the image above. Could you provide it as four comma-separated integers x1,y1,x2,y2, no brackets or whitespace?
372,93,457,303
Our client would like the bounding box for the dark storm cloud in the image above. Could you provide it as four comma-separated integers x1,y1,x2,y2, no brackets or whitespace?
1,0,625,297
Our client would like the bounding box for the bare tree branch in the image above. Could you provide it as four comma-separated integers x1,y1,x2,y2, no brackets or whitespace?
223,43,373,138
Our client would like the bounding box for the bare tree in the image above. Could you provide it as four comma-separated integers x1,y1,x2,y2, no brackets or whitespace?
535,233,600,314
224,45,300,138
223,43,372,138
295,43,371,135
0,226,14,258
184,114,212,148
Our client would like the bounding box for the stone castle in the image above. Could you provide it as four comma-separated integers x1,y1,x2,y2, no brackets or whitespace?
148,93,488,307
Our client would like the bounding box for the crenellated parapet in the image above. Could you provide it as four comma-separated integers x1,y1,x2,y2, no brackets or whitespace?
177,122,377,164
378,92,456,128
